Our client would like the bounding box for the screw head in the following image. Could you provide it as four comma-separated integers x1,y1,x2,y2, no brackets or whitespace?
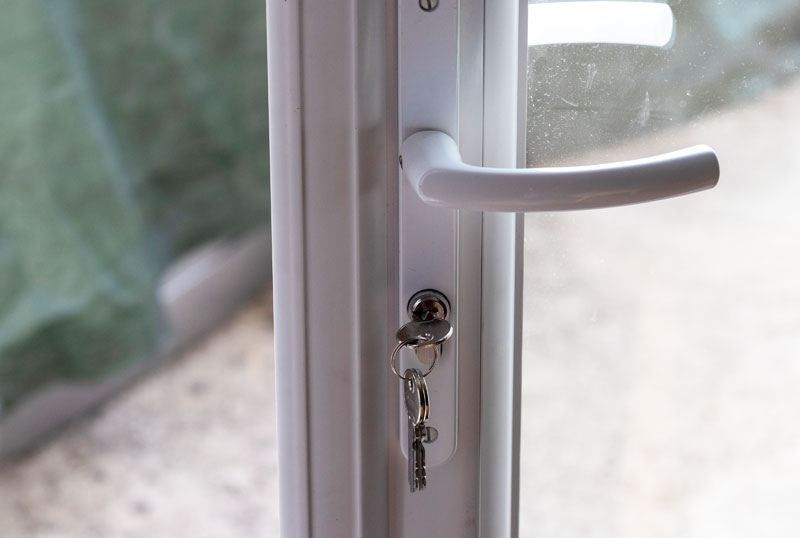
419,0,438,12
422,426,439,444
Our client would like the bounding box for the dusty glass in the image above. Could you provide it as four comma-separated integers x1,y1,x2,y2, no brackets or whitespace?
521,2,800,537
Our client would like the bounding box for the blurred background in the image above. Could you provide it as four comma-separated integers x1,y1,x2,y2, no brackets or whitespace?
0,1,277,536
1,0,799,537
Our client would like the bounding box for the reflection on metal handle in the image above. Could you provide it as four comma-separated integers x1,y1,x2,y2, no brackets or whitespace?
400,130,719,212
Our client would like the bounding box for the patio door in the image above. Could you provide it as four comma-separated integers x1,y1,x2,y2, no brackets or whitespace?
266,1,720,537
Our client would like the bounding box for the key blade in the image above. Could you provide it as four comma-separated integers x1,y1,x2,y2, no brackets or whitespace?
414,432,426,491
408,418,416,492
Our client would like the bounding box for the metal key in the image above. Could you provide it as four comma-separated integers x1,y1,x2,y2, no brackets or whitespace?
407,405,417,490
404,368,430,492
413,424,427,490
391,319,453,380
404,368,423,491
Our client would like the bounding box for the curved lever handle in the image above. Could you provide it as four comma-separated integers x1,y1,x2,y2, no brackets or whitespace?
401,131,719,212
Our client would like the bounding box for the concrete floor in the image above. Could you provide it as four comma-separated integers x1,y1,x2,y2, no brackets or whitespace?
1,81,799,538
0,294,280,538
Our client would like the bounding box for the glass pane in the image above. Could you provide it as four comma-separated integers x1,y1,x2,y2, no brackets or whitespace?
521,2,800,537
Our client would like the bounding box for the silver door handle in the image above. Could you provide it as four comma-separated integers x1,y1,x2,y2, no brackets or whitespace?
400,130,719,211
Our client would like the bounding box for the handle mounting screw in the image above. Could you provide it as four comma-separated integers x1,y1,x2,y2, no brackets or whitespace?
419,0,438,12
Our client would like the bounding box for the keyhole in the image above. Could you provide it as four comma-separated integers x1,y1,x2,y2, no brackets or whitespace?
419,0,438,12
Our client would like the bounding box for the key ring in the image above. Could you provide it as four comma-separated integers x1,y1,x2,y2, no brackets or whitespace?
390,335,441,381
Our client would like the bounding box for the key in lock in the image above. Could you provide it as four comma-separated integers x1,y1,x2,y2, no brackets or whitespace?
400,289,452,365
390,289,454,491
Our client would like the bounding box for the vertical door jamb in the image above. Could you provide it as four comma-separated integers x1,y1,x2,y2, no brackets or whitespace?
267,0,391,536
479,0,527,537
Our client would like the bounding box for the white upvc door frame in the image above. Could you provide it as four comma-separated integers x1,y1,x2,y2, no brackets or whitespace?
266,0,525,536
